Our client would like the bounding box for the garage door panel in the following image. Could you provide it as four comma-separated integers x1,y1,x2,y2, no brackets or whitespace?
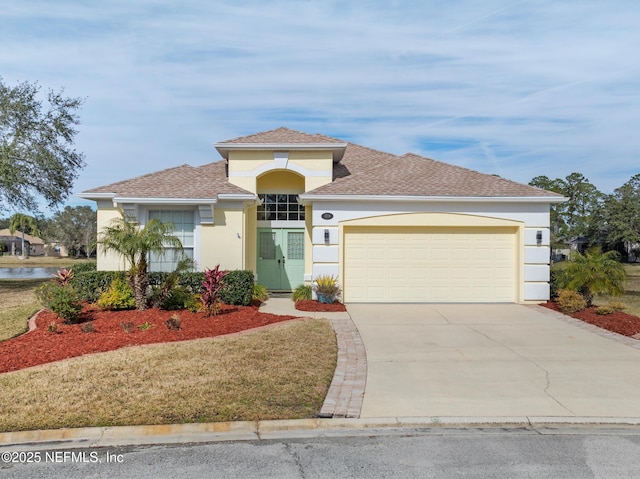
344,226,516,303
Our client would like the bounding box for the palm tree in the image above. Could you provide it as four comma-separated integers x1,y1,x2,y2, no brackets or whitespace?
566,246,627,306
97,216,185,310
8,213,40,257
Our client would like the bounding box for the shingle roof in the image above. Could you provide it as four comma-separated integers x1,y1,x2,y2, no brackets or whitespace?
219,127,344,145
0,229,44,245
307,153,563,198
81,128,562,200
82,161,252,199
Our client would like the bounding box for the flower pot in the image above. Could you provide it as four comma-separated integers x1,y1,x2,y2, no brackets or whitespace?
317,293,334,304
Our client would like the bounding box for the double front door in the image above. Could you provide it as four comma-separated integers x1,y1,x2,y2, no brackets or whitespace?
256,228,305,290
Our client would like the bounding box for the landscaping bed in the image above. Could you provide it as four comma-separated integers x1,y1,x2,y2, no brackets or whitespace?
0,304,297,374
295,300,347,312
542,301,640,338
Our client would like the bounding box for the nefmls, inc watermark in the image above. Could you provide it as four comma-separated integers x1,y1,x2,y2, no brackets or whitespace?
1,450,124,464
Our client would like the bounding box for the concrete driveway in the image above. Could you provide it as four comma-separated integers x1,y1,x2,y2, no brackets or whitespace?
346,303,640,418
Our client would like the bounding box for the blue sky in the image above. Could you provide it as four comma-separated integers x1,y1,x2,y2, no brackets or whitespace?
1,0,639,213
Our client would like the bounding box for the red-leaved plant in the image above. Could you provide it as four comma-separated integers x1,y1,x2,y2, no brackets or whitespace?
200,265,228,316
52,268,74,286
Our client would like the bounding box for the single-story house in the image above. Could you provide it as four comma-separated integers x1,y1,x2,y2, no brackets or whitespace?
0,229,45,256
79,127,565,303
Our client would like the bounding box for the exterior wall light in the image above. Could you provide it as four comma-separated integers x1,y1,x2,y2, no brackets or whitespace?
324,229,330,245
536,231,543,245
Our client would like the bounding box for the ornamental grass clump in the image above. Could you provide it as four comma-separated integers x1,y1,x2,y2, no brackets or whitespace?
200,265,228,316
312,275,342,304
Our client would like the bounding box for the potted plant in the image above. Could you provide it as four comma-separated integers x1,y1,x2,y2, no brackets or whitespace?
312,275,342,304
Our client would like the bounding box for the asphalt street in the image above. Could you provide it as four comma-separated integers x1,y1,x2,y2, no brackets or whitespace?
3,427,640,478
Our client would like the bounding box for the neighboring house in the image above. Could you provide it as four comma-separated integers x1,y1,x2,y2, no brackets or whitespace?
79,127,565,303
0,229,45,256
44,242,69,258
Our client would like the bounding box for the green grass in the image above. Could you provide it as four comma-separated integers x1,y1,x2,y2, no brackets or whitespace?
0,279,47,341
0,319,337,432
0,256,95,267
595,263,640,317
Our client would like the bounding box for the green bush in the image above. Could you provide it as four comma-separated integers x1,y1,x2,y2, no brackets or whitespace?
595,305,615,315
557,289,587,315
160,287,193,310
97,277,136,310
148,271,205,294
550,264,570,299
35,282,83,324
68,262,97,274
292,284,312,302
607,301,627,311
252,283,269,302
72,271,125,302
219,270,254,306
185,294,201,313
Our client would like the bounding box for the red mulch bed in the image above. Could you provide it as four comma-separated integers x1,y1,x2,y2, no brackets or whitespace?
542,301,640,338
294,300,347,312
0,304,296,374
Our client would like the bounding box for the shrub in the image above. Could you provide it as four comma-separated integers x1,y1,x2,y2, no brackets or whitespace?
166,314,181,330
138,321,154,331
550,264,570,299
201,265,228,316
292,284,312,302
608,301,627,311
252,283,269,303
595,305,615,315
121,321,134,333
556,289,587,315
35,282,83,323
97,278,136,310
68,262,96,274
80,322,96,333
72,271,125,302
185,294,201,313
219,270,254,306
160,287,192,310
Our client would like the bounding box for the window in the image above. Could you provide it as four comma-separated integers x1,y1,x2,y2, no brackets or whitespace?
257,194,305,221
148,210,195,272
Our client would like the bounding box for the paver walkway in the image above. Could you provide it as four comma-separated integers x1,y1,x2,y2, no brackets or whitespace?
259,298,366,418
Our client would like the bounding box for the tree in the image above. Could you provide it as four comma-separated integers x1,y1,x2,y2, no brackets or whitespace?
8,212,40,256
601,174,640,261
47,206,97,258
0,77,85,212
565,246,627,306
529,173,602,250
97,216,185,310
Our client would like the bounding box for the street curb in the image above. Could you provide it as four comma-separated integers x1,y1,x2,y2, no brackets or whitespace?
2,417,640,450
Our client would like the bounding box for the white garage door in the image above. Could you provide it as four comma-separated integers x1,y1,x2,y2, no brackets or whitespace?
344,226,517,303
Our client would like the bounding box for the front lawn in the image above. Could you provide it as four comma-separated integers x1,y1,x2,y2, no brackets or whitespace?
0,319,337,432
595,263,640,317
0,279,46,341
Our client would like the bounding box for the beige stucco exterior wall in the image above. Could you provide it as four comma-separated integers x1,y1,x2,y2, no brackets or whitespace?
244,205,257,273
199,207,245,271
95,203,128,271
227,149,333,193
257,170,305,193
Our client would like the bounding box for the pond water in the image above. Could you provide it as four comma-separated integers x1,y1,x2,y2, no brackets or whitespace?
0,267,61,279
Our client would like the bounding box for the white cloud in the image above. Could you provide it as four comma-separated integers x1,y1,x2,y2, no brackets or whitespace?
1,0,639,213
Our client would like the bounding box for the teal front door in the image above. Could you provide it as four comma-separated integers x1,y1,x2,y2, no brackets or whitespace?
257,228,305,290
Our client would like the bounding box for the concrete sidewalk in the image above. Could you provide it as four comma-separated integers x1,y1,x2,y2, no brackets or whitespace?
348,303,640,418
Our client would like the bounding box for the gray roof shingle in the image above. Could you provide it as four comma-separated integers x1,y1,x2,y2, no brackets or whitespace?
81,128,562,200
82,161,252,199
307,153,561,197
